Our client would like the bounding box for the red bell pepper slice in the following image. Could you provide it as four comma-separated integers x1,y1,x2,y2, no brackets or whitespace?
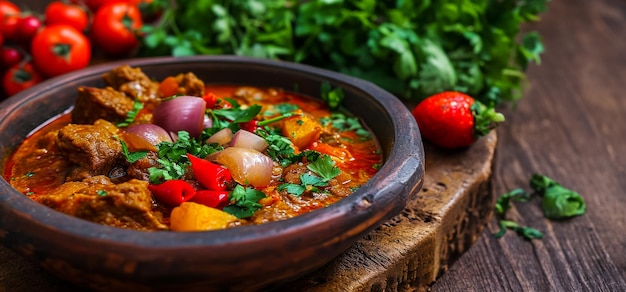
202,91,218,109
148,180,196,207
190,190,230,209
187,153,232,191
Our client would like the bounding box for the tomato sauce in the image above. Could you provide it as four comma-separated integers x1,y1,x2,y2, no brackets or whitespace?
3,67,382,231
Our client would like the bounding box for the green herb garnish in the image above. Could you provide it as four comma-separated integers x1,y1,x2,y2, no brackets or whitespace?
117,100,143,127
223,185,266,219
494,174,585,240
148,131,219,184
530,173,586,219
119,139,148,163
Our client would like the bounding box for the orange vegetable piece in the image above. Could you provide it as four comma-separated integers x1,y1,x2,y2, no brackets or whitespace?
159,76,179,97
281,111,322,149
170,202,238,231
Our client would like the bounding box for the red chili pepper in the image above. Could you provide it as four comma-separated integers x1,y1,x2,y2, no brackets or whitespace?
190,190,230,209
239,120,259,132
187,153,232,191
148,180,196,207
202,91,218,109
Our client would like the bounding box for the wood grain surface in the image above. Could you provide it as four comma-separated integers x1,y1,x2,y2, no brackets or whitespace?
432,0,626,291
2,0,625,291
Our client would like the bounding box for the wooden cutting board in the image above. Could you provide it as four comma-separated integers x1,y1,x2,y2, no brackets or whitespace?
0,132,497,291
288,131,498,291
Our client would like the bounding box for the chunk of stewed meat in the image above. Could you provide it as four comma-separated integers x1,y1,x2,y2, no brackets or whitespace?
72,86,136,125
56,120,123,175
102,65,160,103
173,72,205,97
37,176,167,231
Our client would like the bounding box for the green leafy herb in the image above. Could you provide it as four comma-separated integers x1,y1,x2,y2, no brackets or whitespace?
117,100,143,127
279,155,340,196
148,131,219,183
263,103,300,116
223,185,266,219
494,173,585,240
494,188,531,216
119,139,148,163
320,83,344,110
96,190,108,197
321,112,371,139
494,220,543,240
530,173,586,219
138,0,548,106
307,155,340,181
278,173,329,196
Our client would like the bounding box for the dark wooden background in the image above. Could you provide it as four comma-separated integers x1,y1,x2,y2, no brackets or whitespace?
3,0,626,291
432,0,626,290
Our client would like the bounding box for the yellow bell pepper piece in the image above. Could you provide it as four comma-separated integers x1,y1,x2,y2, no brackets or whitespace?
170,202,238,231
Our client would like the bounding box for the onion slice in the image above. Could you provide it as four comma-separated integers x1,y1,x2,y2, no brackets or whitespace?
152,96,206,137
230,129,268,152
208,147,273,187
125,123,173,145
206,128,232,146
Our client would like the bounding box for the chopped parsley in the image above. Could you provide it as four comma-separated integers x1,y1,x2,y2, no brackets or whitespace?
119,138,148,163
320,82,344,110
148,131,220,184
307,155,340,181
320,112,371,139
96,190,108,197
278,154,340,197
209,100,262,130
223,185,266,219
117,100,143,127
493,174,585,240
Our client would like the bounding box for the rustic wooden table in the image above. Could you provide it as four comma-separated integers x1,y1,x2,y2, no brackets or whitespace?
432,0,626,290
2,0,625,291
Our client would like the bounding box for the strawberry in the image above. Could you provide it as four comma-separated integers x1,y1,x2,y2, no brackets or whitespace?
411,91,505,149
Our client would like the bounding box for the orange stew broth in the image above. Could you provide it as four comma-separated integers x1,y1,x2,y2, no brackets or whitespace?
4,86,382,227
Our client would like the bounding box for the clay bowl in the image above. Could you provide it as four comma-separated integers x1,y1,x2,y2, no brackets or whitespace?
0,56,424,291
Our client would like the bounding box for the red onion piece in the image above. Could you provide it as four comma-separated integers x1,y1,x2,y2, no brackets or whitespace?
125,123,173,145
206,128,232,146
152,96,206,137
230,129,269,152
208,147,273,187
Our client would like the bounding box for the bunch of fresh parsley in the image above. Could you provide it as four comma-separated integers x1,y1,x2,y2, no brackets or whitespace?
138,0,549,105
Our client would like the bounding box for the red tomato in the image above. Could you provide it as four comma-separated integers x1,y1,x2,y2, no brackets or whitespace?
1,14,19,41
90,2,143,56
79,0,129,13
0,0,20,40
14,15,43,45
44,1,89,33
0,46,22,69
31,24,91,77
3,62,43,96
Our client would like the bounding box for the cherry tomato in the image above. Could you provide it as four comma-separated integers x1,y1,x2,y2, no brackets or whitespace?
0,1,19,18
79,0,129,13
44,1,89,33
0,46,22,69
3,62,43,96
1,14,19,41
31,24,91,77
90,2,142,56
14,15,43,45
